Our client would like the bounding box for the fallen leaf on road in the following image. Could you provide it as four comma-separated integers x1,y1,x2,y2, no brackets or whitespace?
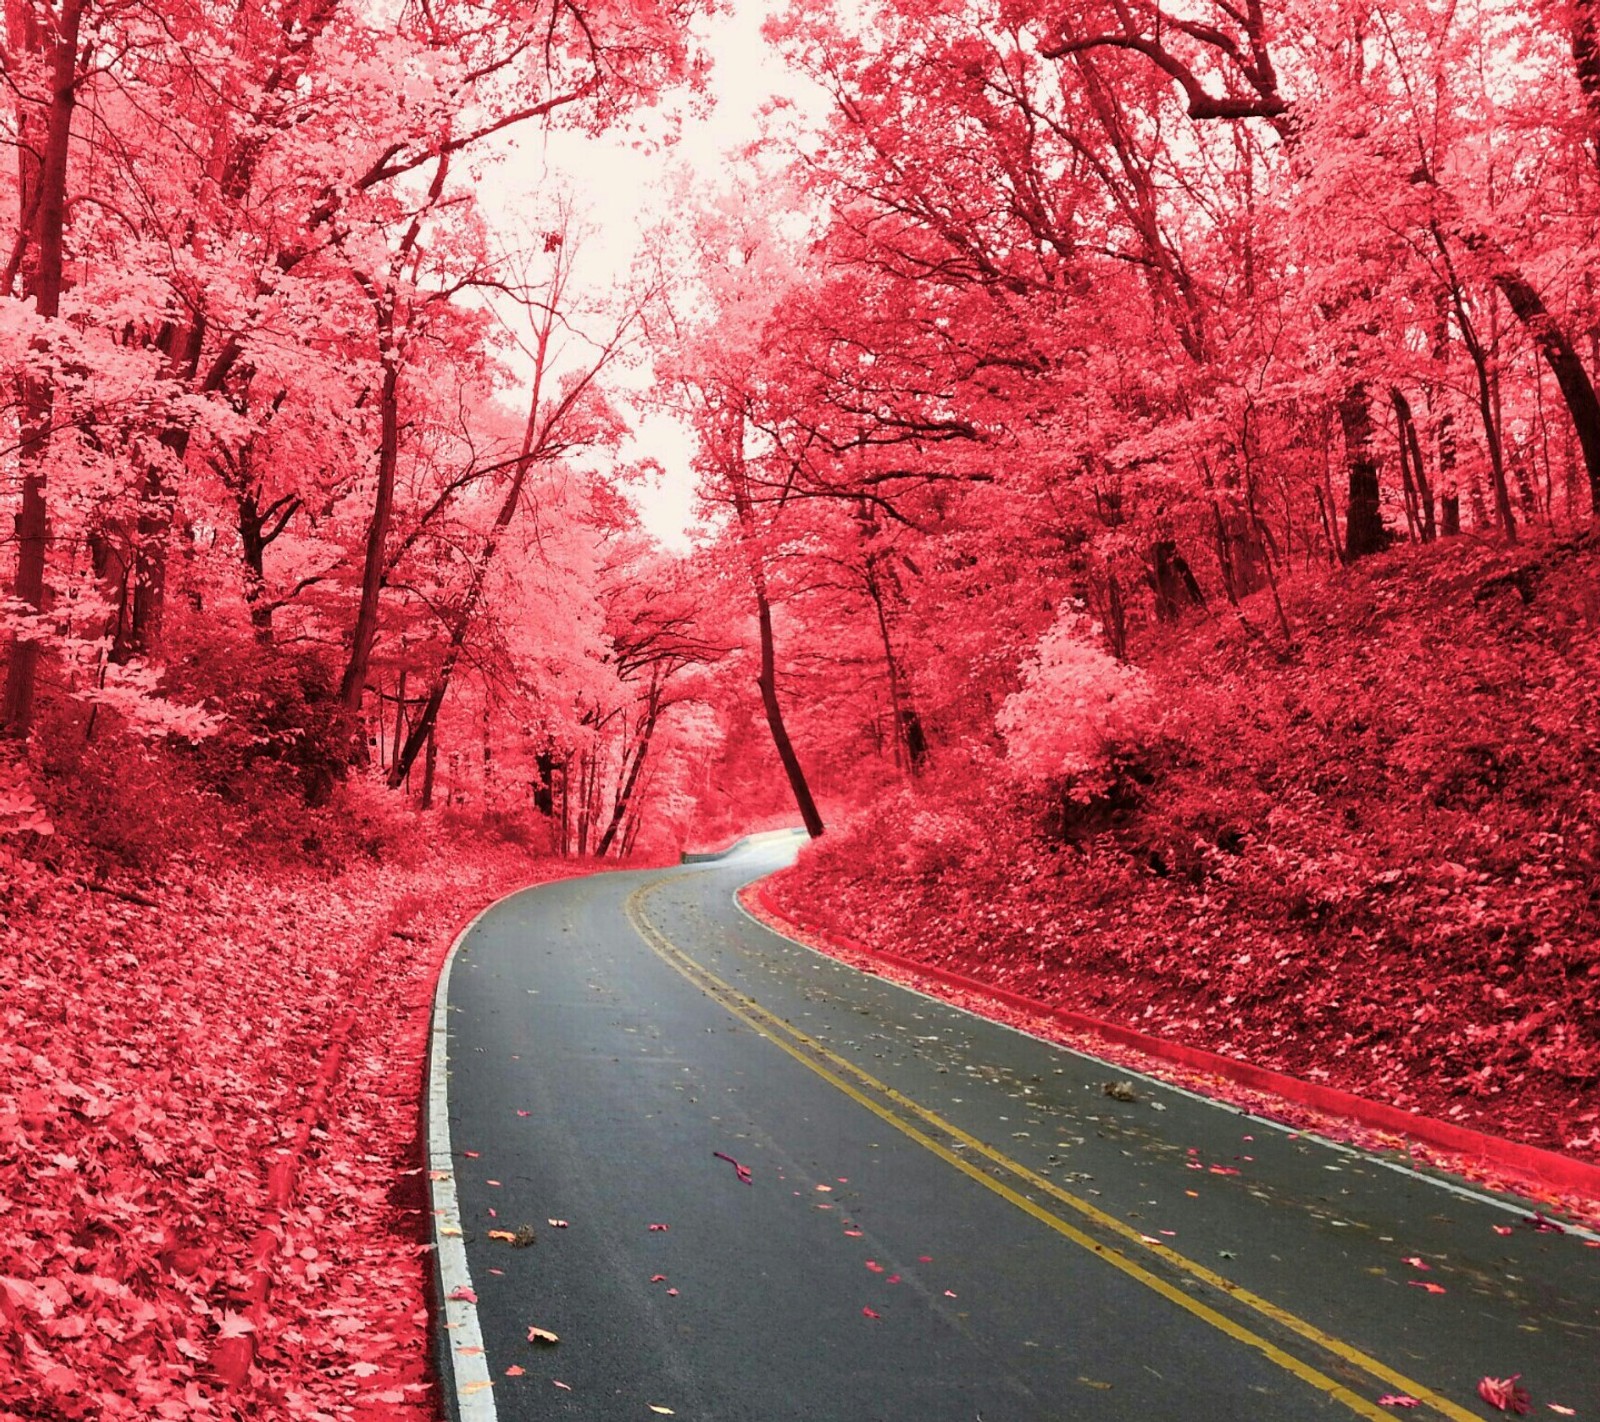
1209,1165,1241,1176
506,1365,525,1376
517,1110,530,1117
1104,1081,1137,1101
814,1184,832,1192
553,1380,571,1390
1478,1375,1531,1414
844,1229,863,1238
943,1290,957,1298
650,1275,667,1283
1401,1257,1430,1270
648,1223,669,1231
527,1327,559,1345
447,1287,477,1303
649,1407,675,1415
1078,1378,1113,1390
462,1151,479,1159
1493,1225,1514,1236
1377,1395,1420,1408
487,1230,517,1243
667,1288,678,1296
887,1275,901,1284
918,1255,932,1262
713,1150,753,1184
862,1307,880,1319
1548,1407,1575,1416
1524,1214,1565,1234
865,1261,885,1272
1408,1281,1446,1295
548,1219,569,1229
486,1179,501,1187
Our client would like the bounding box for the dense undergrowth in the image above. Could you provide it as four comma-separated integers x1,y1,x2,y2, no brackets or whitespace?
773,530,1600,1161
0,768,581,1420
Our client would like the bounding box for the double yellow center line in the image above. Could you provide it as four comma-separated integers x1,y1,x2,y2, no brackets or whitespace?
626,877,1479,1422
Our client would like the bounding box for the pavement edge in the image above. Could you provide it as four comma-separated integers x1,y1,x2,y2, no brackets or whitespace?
743,872,1600,1210
426,900,504,1422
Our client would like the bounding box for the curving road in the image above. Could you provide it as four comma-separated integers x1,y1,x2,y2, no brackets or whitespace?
428,834,1598,1422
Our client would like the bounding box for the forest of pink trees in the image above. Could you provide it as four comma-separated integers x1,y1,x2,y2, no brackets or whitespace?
3,0,1599,1415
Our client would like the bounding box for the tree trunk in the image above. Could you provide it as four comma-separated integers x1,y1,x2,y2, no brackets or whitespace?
1461,245,1600,516
863,553,925,772
596,693,660,857
238,493,275,642
534,749,556,816
1455,304,1518,541
340,351,401,708
1574,0,1600,140
559,755,571,856
1435,404,1458,534
1101,569,1128,659
1390,388,1436,542
420,725,437,809
387,378,533,786
1339,381,1387,559
1147,539,1205,619
2,0,85,736
754,577,824,838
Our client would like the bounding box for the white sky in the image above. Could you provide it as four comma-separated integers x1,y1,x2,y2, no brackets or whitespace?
488,4,826,549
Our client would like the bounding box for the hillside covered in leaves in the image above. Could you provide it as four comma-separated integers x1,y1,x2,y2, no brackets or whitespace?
771,531,1600,1160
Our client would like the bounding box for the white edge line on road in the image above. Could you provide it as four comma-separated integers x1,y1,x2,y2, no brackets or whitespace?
428,899,505,1422
728,882,1600,1239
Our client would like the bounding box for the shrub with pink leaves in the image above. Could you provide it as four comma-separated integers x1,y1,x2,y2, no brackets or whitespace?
996,610,1161,799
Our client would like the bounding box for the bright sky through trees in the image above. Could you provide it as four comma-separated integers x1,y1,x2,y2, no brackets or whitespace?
501,1,825,547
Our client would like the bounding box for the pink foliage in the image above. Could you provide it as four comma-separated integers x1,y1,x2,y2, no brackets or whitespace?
0,837,574,1418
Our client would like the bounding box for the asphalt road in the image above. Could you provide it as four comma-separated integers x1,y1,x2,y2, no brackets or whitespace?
431,834,1599,1422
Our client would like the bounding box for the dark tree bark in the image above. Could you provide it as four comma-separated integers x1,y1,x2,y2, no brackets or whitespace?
719,401,824,837
1339,381,1388,559
339,155,449,711
533,750,556,816
1390,388,1436,542
1050,5,1600,519
596,689,661,857
1440,445,1462,537
2,0,85,736
1571,0,1600,149
1147,540,1205,620
1484,264,1600,516
754,576,825,838
339,348,401,708
863,551,926,773
420,725,437,810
